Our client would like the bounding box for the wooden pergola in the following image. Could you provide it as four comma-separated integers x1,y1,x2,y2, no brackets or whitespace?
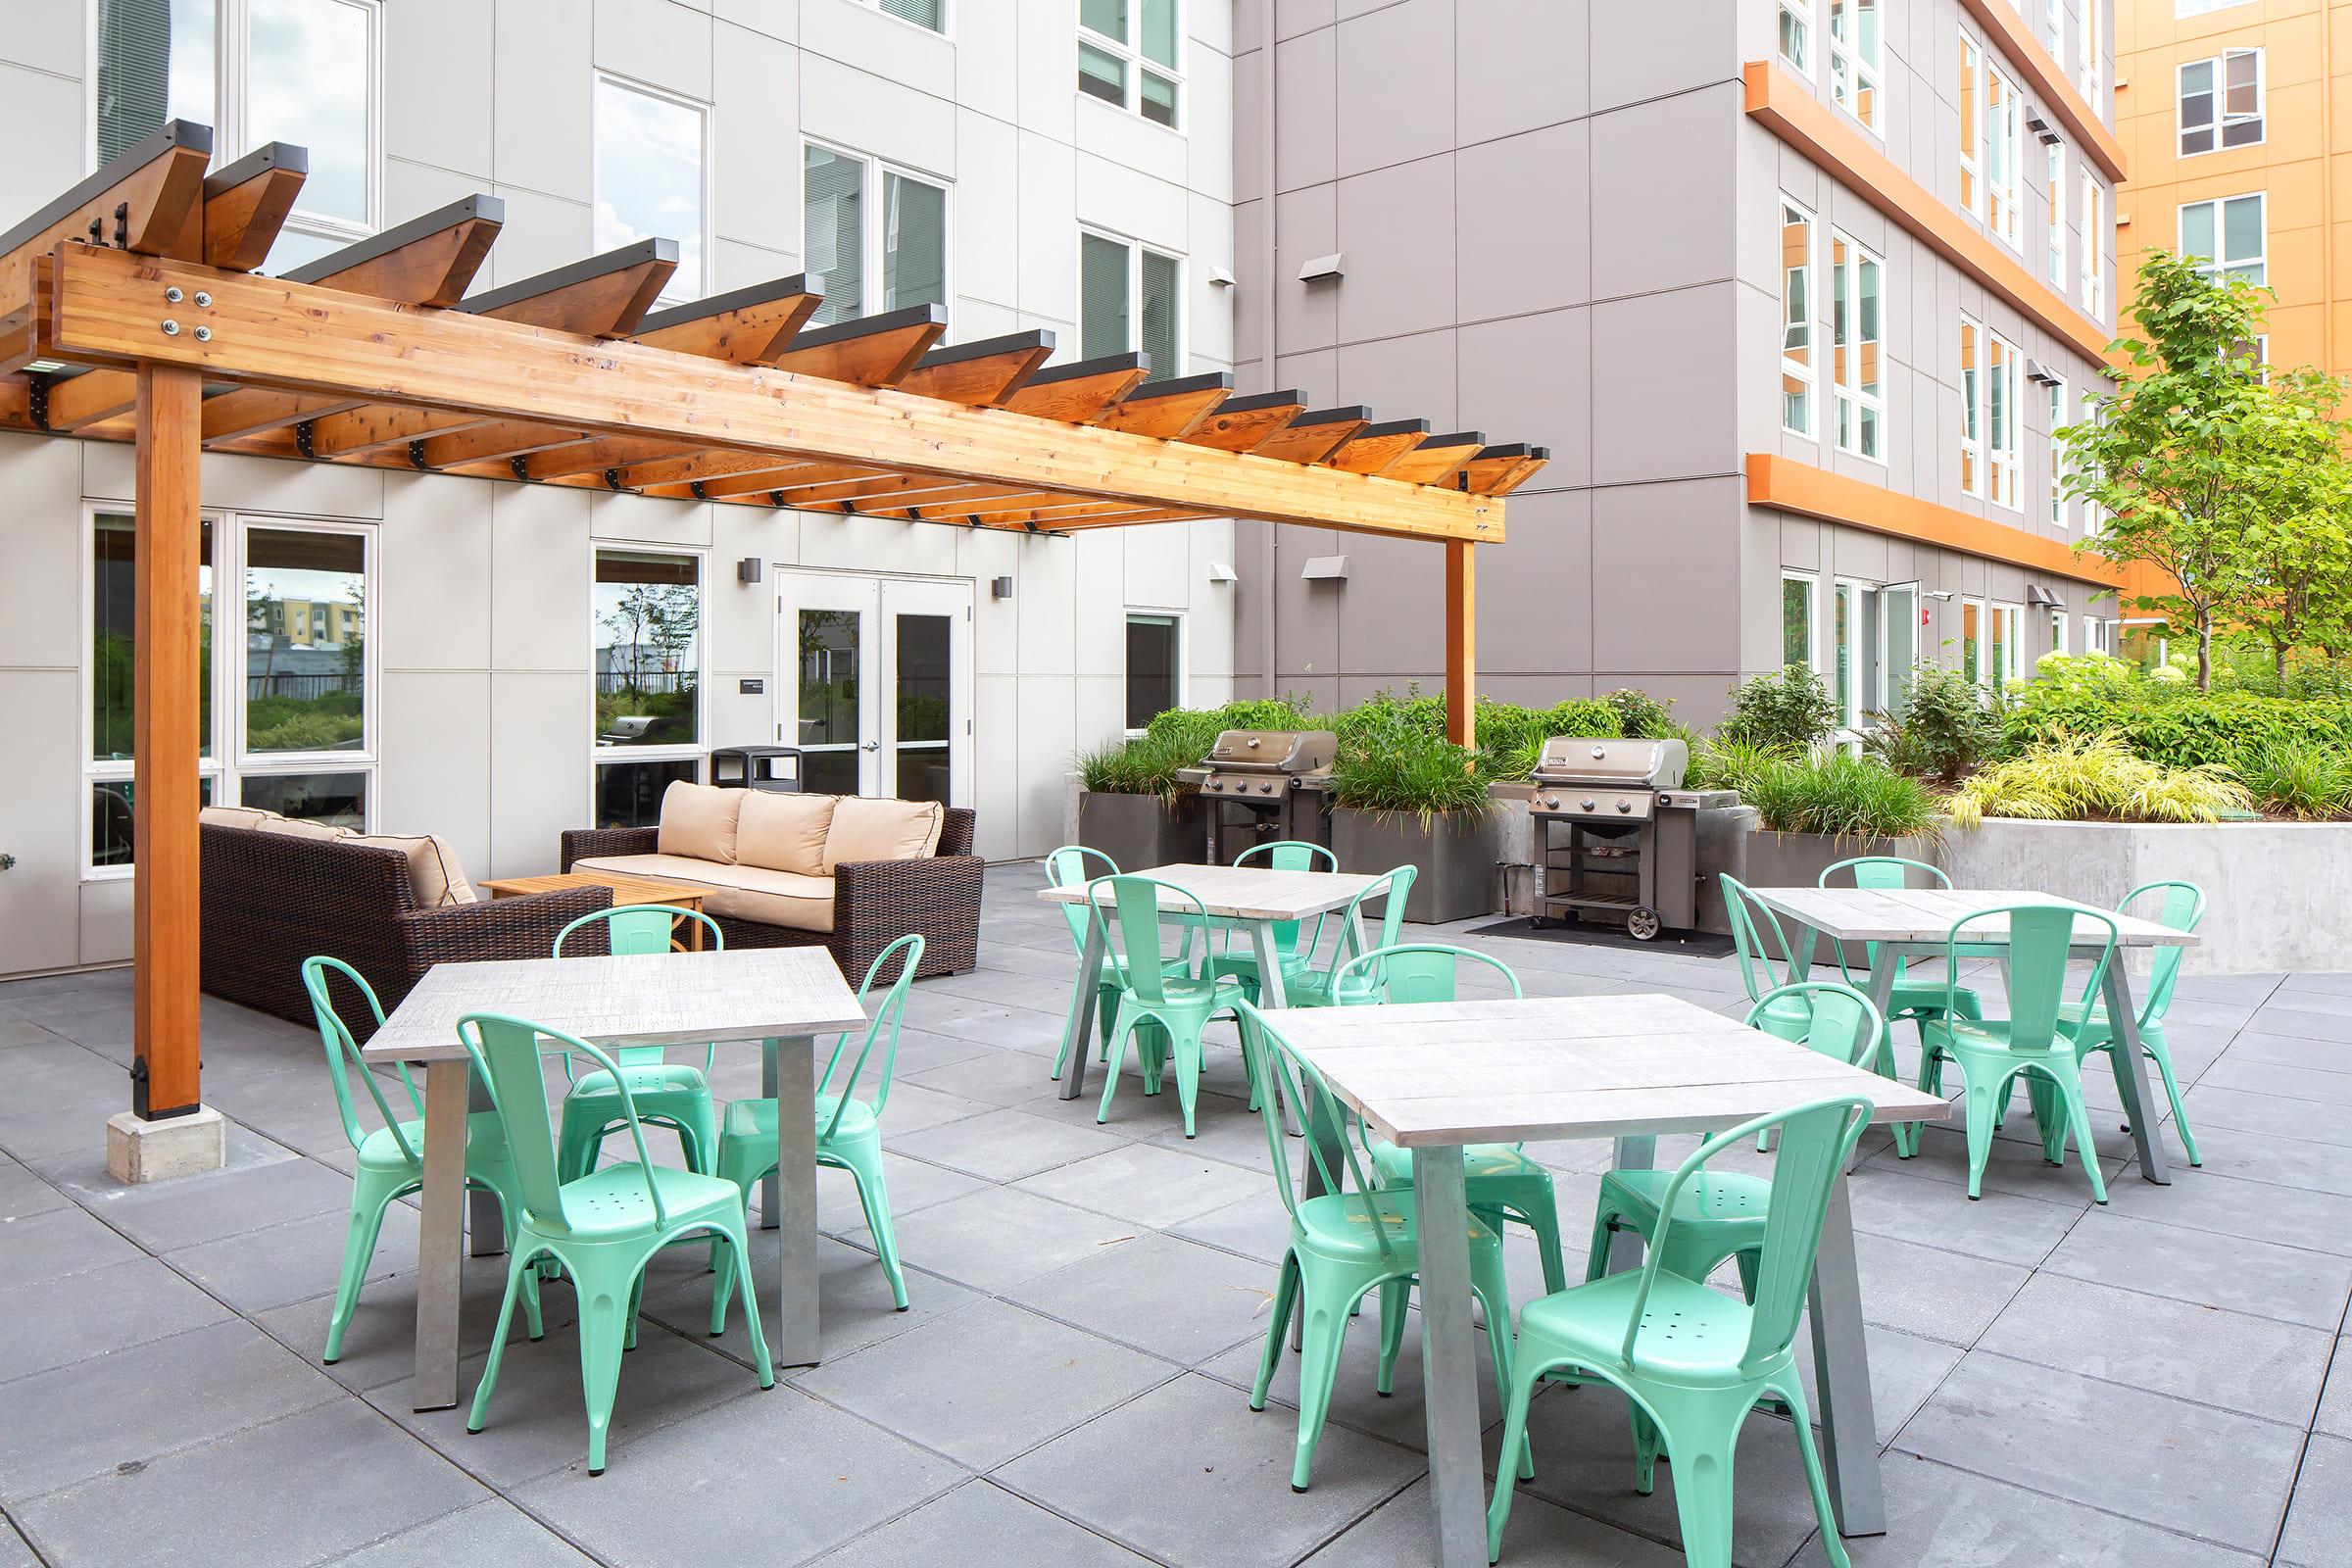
0,123,1543,1127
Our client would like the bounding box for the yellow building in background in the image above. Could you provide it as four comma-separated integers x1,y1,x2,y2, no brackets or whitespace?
2116,0,2340,373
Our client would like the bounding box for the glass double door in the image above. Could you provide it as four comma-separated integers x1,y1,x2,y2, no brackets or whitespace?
776,571,971,805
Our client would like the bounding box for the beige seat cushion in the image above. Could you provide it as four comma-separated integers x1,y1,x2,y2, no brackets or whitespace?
734,791,838,877
198,806,278,830
348,832,478,907
821,797,945,874
656,781,747,863
571,853,836,933
256,815,355,842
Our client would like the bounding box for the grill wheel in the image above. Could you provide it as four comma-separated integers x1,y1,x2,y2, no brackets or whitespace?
1626,906,1662,942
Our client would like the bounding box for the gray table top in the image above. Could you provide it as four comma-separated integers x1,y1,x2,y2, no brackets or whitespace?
362,947,867,1062
1746,886,2198,948
1265,993,1951,1148
1036,861,1383,922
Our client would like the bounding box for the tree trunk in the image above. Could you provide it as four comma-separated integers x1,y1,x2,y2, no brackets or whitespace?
2198,615,2214,691
2277,641,2291,686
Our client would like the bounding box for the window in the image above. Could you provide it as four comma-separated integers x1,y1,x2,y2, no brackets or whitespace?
1959,315,1984,497
1834,580,1880,732
1781,197,1816,438
2046,374,2069,528
803,143,950,326
2085,614,2113,655
856,0,946,31
2048,605,2068,656
2044,141,2068,291
1987,330,2022,511
1985,66,2022,248
2180,51,2263,156
1881,583,1918,711
2082,171,2106,316
1080,230,1182,380
1959,32,1982,219
1830,0,1882,133
1080,0,1182,129
1831,230,1885,462
1962,597,1984,682
1125,614,1181,731
1782,571,1820,671
2079,0,2101,101
94,0,380,270
2180,193,2265,284
593,550,702,828
596,76,705,303
2046,0,2064,54
1989,602,2024,686
1781,0,1811,72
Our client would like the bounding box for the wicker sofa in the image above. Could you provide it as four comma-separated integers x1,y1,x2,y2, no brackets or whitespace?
560,786,981,982
199,819,610,1036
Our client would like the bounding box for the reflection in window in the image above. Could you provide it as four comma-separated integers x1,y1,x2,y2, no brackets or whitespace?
596,76,704,300
1126,613,1180,730
93,775,217,869
896,613,952,805
249,0,371,224
595,551,701,749
798,609,862,797
1782,575,1816,671
95,0,217,163
883,172,948,313
242,768,367,829
596,758,698,829
92,513,214,761
1831,230,1884,462
805,144,863,327
1081,231,1182,379
1829,0,1879,133
1781,197,1814,438
245,526,364,756
2180,50,2263,155
2180,193,2266,284
1080,0,1182,127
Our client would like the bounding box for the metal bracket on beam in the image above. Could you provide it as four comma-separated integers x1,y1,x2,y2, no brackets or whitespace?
293,420,316,459
603,467,623,491
769,490,787,508
907,508,922,521
26,374,49,431
965,515,981,528
510,456,531,481
688,481,708,500
407,440,429,470
114,201,129,248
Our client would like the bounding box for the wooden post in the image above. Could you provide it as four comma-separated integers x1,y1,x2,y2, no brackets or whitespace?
131,364,204,1119
1444,540,1475,748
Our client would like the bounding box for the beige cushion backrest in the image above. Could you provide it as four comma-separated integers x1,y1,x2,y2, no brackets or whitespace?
734,791,838,876
198,806,277,830
347,832,478,907
657,781,746,863
256,815,355,842
821,796,946,874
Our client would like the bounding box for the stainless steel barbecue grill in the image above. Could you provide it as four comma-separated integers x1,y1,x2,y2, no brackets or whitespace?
1177,729,1339,864
1521,736,1701,940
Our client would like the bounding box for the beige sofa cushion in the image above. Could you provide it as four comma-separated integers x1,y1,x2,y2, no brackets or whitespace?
348,832,478,907
821,797,945,874
735,791,837,877
657,781,746,863
570,853,836,933
198,806,277,830
256,815,355,842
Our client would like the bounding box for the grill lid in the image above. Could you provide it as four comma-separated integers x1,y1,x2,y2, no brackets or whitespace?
1199,729,1338,775
1530,736,1689,790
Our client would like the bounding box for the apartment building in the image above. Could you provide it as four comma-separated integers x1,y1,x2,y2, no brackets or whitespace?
0,0,1245,976
2115,0,2335,377
1229,0,2126,729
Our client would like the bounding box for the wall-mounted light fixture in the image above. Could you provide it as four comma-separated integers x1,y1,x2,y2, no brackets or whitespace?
991,575,1014,600
1207,265,1237,288
1300,555,1349,582
1206,562,1238,583
1298,253,1345,283
2026,584,2061,608
736,558,763,584
1925,589,1955,602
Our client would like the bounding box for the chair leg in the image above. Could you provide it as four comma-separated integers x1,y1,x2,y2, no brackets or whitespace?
466,1247,538,1435
1630,1401,1663,1495
1584,1203,1620,1285
2146,1037,2202,1166
576,1271,630,1475
1251,1252,1301,1410
1958,1067,2002,1201
716,1217,775,1388
1778,1377,1852,1568
1096,1009,1139,1126
1660,1414,1740,1568
1289,1296,1345,1493
1877,1029,1919,1158
1519,1182,1568,1297
1374,1277,1408,1396
1470,1247,1531,1482
1485,1352,1544,1563
2045,1059,2110,1204
322,1179,397,1364
1172,1019,1205,1139
838,1138,908,1310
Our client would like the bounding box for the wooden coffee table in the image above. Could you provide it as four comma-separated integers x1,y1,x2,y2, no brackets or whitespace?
478,870,711,950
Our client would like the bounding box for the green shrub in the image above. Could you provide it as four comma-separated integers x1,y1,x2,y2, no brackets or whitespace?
1072,727,1205,798
1328,710,1492,821
2004,683,2352,770
2237,739,2352,819
1720,665,1837,753
1730,751,1942,842
1949,732,2251,825
1866,663,2005,782
1604,687,1677,739
1685,737,1781,795
246,710,363,752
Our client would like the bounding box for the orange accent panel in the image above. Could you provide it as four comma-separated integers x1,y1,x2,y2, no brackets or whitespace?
1954,0,2130,183
1744,61,2116,363
1745,452,2129,589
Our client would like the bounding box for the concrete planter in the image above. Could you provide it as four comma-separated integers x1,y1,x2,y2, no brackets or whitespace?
1940,817,2348,975
1331,806,1499,924
1075,788,1207,872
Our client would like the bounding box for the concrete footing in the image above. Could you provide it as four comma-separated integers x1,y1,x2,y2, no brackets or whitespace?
106,1104,226,1184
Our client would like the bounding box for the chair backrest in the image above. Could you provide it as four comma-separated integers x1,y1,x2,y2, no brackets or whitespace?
1333,943,1522,1005
2120,879,2205,1024
1721,874,1798,1004
1233,840,1339,956
1313,865,1418,985
1818,855,1951,891
1234,1000,1399,1261
460,1011,667,1234
1747,981,1884,1068
301,955,421,1160
553,904,723,1073
1045,845,1119,954
1947,903,2120,1051
815,934,924,1137
1626,1095,1872,1374
1090,874,1215,1004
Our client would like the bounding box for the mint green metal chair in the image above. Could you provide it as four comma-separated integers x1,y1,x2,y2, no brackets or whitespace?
1093,875,1247,1137
303,956,538,1364
1818,856,1983,1158
1487,1095,1871,1566
1721,875,1810,1044
1587,983,1884,1304
2034,879,2206,1168
461,1010,771,1475
1211,840,1340,1004
1234,999,1525,1493
553,906,722,1184
1918,904,2121,1201
710,933,925,1318
1339,944,1569,1297
1044,846,1176,1082
1284,864,1419,1007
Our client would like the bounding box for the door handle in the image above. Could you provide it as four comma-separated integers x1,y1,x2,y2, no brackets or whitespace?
860,741,881,752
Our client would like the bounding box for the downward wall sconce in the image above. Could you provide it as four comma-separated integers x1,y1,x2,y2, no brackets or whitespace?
1207,562,1238,583
2026,585,2061,608
1298,253,1345,283
1300,556,1349,582
1207,265,1237,288
737,558,763,584
991,575,1014,600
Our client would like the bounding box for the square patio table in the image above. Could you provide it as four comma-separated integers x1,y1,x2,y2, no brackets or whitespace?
1745,886,2198,1184
362,946,867,1411
1039,861,1384,1102
1267,992,1949,1568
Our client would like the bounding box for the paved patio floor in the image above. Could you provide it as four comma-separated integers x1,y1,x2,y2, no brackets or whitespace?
2,861,2348,1566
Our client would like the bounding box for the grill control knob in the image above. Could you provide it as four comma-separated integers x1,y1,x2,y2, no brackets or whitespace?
1205,781,1223,792
1616,799,1635,813
1580,797,1596,811
1246,737,1262,749
1591,745,1607,760
1543,795,1559,809
1258,781,1275,794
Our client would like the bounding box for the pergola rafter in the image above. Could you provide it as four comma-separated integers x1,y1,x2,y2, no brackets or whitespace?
0,124,1544,1130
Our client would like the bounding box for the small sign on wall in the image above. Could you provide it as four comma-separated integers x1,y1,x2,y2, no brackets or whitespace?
739,678,764,695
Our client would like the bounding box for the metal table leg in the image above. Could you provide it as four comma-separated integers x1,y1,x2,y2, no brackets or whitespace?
2101,960,2172,1185
760,1038,781,1229
771,1033,821,1366
1250,920,1292,1010
1056,913,1107,1102
1604,1134,1656,1274
466,1064,504,1257
1412,1145,1488,1568
1806,1171,1886,1536
412,1057,470,1411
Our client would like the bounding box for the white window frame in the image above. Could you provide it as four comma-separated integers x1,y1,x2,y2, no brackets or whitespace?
2046,0,2064,55
1078,225,1186,374
1830,0,1883,136
2044,140,2069,291
1962,595,1989,683
1780,194,1817,440
88,0,385,263
2079,0,2102,102
1782,569,1823,674
2179,49,2264,158
2180,192,2266,284
1831,228,1886,464
595,74,710,306
2085,613,2114,655
2046,373,2070,529
1959,31,1984,220
1985,64,2023,250
800,137,954,320
590,543,710,797
2082,171,2106,317
1987,329,2023,511
1832,577,1878,733
2048,605,2069,656
1079,0,1186,131
1122,611,1186,736
1959,313,1984,498
235,514,380,796
1990,600,2026,686
1780,0,1812,73
848,0,950,36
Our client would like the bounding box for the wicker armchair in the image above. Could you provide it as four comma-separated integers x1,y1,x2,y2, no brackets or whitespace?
559,806,981,981
200,824,610,1038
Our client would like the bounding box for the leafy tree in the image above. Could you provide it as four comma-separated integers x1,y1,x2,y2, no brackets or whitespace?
2066,251,2350,689
2233,368,2352,683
